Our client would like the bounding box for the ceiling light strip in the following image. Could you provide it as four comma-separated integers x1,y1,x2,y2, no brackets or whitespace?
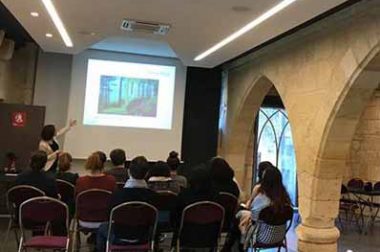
194,0,296,61
41,0,73,47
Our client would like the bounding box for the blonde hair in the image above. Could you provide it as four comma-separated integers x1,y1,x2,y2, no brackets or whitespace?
85,152,103,172
58,152,72,172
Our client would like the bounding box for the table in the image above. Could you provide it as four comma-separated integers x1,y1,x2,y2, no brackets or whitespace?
348,188,380,234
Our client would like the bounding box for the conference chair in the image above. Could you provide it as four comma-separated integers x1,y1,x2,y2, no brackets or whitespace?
56,179,75,203
217,192,239,232
216,192,239,249
246,205,293,252
106,202,158,252
56,179,75,215
116,182,125,190
18,196,70,252
347,178,364,190
176,201,224,251
73,189,112,251
338,184,361,232
2,185,45,250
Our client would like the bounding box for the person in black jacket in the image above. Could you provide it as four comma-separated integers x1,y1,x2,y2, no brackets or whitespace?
209,157,240,198
15,151,58,198
96,156,157,252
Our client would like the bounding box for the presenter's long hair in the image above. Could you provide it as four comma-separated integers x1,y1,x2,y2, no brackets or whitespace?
41,125,56,141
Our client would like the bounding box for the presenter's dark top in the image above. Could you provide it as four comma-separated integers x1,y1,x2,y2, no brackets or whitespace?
15,170,58,198
49,140,59,173
56,172,79,185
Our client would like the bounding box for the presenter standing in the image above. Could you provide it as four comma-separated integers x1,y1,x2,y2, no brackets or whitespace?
39,119,77,173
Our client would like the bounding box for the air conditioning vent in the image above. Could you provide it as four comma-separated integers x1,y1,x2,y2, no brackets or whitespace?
121,19,170,35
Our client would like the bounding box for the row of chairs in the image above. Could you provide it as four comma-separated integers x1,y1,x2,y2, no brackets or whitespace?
3,183,293,251
347,178,380,191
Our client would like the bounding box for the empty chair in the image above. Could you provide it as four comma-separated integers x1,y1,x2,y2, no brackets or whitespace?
246,205,293,252
347,178,364,189
73,189,112,250
2,185,45,250
18,196,70,251
176,201,224,251
106,202,158,252
155,191,178,232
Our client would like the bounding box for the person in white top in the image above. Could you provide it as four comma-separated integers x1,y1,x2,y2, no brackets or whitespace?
38,119,76,173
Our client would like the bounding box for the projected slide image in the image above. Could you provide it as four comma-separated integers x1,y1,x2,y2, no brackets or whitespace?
83,59,176,129
98,75,159,117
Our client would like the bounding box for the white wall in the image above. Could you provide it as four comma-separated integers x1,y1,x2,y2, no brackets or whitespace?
33,51,73,145
64,49,187,160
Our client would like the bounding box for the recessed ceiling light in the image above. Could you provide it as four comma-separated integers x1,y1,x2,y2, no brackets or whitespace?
41,0,73,47
30,12,39,17
45,33,53,38
194,0,297,61
232,6,251,12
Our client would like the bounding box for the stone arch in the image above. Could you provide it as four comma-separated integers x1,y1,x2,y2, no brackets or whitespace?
223,74,293,198
297,44,380,251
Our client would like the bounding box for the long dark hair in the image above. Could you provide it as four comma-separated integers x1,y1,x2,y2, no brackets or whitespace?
209,157,234,184
259,166,291,213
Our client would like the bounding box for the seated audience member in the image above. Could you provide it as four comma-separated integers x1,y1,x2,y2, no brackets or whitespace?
105,148,128,182
177,163,217,212
96,156,158,251
224,166,291,251
147,161,180,194
245,161,274,208
75,152,117,195
209,157,240,198
96,151,107,166
15,151,58,198
167,151,187,188
56,152,79,185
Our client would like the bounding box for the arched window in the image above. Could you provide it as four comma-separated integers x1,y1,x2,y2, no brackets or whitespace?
255,107,297,206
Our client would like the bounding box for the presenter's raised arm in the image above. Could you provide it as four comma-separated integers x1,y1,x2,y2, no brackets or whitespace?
56,119,77,138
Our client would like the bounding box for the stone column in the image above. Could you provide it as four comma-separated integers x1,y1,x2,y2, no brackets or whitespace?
296,160,343,252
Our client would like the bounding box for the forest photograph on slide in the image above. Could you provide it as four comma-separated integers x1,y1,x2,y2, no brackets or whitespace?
98,75,159,117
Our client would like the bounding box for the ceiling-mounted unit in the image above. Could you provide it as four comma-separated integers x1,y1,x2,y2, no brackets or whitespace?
121,19,171,35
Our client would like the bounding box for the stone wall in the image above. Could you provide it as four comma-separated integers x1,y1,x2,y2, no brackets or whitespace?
347,88,380,182
0,42,38,104
220,1,380,251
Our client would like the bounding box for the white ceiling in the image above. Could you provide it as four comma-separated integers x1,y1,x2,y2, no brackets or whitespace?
2,0,349,67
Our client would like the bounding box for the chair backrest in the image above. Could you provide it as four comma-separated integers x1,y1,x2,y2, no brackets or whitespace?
75,189,112,222
217,192,238,231
116,182,125,190
19,196,69,237
256,205,293,245
155,191,178,211
6,185,46,219
108,202,158,249
56,179,75,203
178,201,224,249
347,178,364,189
374,181,380,191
